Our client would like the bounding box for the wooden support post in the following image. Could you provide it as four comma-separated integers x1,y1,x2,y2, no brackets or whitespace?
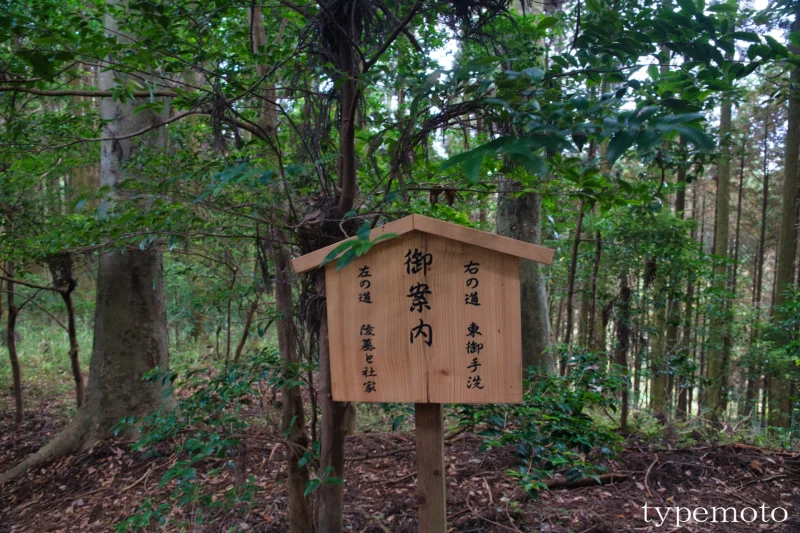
415,403,446,533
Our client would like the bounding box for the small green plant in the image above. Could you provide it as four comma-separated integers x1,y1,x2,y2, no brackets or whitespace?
457,355,623,495
113,350,285,531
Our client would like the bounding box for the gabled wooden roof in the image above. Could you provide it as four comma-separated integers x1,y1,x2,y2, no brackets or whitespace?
290,214,554,274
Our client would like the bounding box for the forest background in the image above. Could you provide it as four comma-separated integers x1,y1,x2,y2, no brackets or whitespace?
1,0,800,530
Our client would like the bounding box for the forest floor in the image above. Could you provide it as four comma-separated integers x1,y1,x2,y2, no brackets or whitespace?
1,391,799,533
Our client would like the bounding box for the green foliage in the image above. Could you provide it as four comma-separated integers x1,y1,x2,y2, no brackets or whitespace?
456,358,623,494
113,351,287,531
319,222,398,271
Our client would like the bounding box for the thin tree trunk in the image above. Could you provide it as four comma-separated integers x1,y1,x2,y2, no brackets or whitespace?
768,6,800,427
588,230,602,351
5,262,23,423
650,287,668,421
616,272,631,435
317,275,349,533
336,40,358,215
62,290,83,407
677,180,698,419
274,238,312,533
48,253,84,407
704,92,733,420
226,270,235,362
746,118,771,414
561,198,586,374
249,6,279,137
234,296,259,363
729,141,745,416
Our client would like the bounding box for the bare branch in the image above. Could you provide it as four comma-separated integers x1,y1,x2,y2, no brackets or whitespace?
364,0,424,72
0,87,179,98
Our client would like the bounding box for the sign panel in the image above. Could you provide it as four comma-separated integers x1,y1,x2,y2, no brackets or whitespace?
326,231,522,404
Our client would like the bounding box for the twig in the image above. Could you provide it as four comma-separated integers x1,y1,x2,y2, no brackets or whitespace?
479,516,524,533
739,473,788,489
345,446,415,462
644,454,659,500
545,473,630,490
26,299,67,332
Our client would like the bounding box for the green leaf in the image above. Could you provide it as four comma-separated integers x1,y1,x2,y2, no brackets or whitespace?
585,0,602,13
304,479,320,497
657,112,706,124
765,35,788,57
606,130,637,166
727,31,760,43
537,16,559,31
319,240,356,268
674,126,714,151
336,248,357,271
356,222,371,240
523,67,544,81
259,169,275,185
708,2,737,12
370,233,398,246
18,50,56,80
463,156,483,185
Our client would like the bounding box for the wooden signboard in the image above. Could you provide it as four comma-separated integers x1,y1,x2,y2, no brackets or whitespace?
291,214,554,532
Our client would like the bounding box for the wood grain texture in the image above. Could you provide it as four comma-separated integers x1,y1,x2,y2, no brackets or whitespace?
412,214,554,265
415,403,446,533
327,231,523,404
291,214,554,273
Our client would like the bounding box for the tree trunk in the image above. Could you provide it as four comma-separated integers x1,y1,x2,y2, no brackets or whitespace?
615,271,631,435
494,0,553,376
497,186,554,373
587,230,602,352
578,284,590,347
317,274,349,533
249,6,279,137
746,118,770,415
560,198,586,374
5,262,23,423
274,239,313,533
769,17,800,427
233,295,259,363
704,94,732,420
62,289,84,408
48,253,84,408
336,40,359,215
677,230,696,418
650,287,668,421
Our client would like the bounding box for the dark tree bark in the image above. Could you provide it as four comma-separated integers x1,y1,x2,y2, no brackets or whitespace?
316,275,349,533
233,295,259,363
746,117,770,415
677,175,697,420
615,271,631,435
274,239,313,533
704,94,732,420
587,230,603,352
5,262,23,423
561,198,586,374
49,253,84,408
769,6,800,427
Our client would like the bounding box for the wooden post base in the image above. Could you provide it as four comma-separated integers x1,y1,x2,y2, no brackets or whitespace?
415,403,446,533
